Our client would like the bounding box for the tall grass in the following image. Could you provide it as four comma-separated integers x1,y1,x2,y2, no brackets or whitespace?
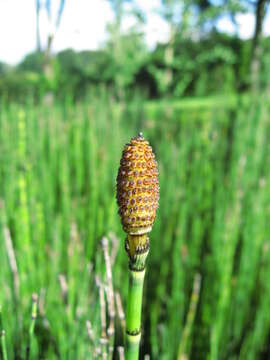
0,93,270,358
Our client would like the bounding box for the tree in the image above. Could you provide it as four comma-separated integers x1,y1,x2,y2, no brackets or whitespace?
156,0,183,95
44,0,66,60
106,0,147,97
218,0,270,89
250,0,270,90
36,0,41,52
38,0,66,90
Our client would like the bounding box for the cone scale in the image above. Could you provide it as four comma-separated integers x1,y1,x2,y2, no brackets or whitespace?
116,133,159,359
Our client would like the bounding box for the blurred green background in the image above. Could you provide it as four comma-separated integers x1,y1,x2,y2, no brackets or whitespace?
0,0,270,359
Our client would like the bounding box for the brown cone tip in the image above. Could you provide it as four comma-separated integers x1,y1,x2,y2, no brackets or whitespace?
116,133,159,234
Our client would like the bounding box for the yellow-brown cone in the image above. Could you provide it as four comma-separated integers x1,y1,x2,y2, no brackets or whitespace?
116,133,159,235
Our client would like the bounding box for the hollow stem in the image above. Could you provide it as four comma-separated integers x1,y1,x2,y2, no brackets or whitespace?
125,234,149,360
0,330,8,360
177,273,201,360
26,294,38,360
0,306,8,360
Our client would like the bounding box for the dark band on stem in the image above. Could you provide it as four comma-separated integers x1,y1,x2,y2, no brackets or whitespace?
126,329,141,336
129,264,145,272
126,237,150,271
125,237,150,256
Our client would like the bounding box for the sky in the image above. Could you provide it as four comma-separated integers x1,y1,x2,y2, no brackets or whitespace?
0,0,270,65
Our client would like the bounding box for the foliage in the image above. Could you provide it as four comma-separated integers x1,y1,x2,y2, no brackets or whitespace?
18,52,44,74
1,32,270,101
0,94,270,358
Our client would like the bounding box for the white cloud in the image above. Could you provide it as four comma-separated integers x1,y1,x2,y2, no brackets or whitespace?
123,0,169,49
50,0,114,52
0,0,114,64
0,0,36,64
237,13,256,39
217,11,270,39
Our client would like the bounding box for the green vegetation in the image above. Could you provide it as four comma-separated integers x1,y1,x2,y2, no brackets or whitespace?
0,94,270,358
1,32,269,101
1,0,270,358
125,267,145,359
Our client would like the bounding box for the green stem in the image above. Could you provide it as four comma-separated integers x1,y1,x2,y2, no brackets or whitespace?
0,330,8,360
0,307,8,360
177,273,201,359
126,269,145,335
125,234,149,360
26,294,38,360
125,269,145,359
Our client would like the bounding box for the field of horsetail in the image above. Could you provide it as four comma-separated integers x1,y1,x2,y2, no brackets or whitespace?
0,94,270,359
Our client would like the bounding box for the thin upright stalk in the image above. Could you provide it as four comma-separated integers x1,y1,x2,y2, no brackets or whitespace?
101,237,115,358
124,236,149,360
115,291,126,341
177,273,201,359
125,267,146,359
0,330,8,360
0,306,8,360
26,294,38,360
118,346,125,360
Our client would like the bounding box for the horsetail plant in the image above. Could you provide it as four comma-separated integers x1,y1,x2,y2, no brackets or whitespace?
116,133,159,359
0,306,8,360
26,294,38,360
